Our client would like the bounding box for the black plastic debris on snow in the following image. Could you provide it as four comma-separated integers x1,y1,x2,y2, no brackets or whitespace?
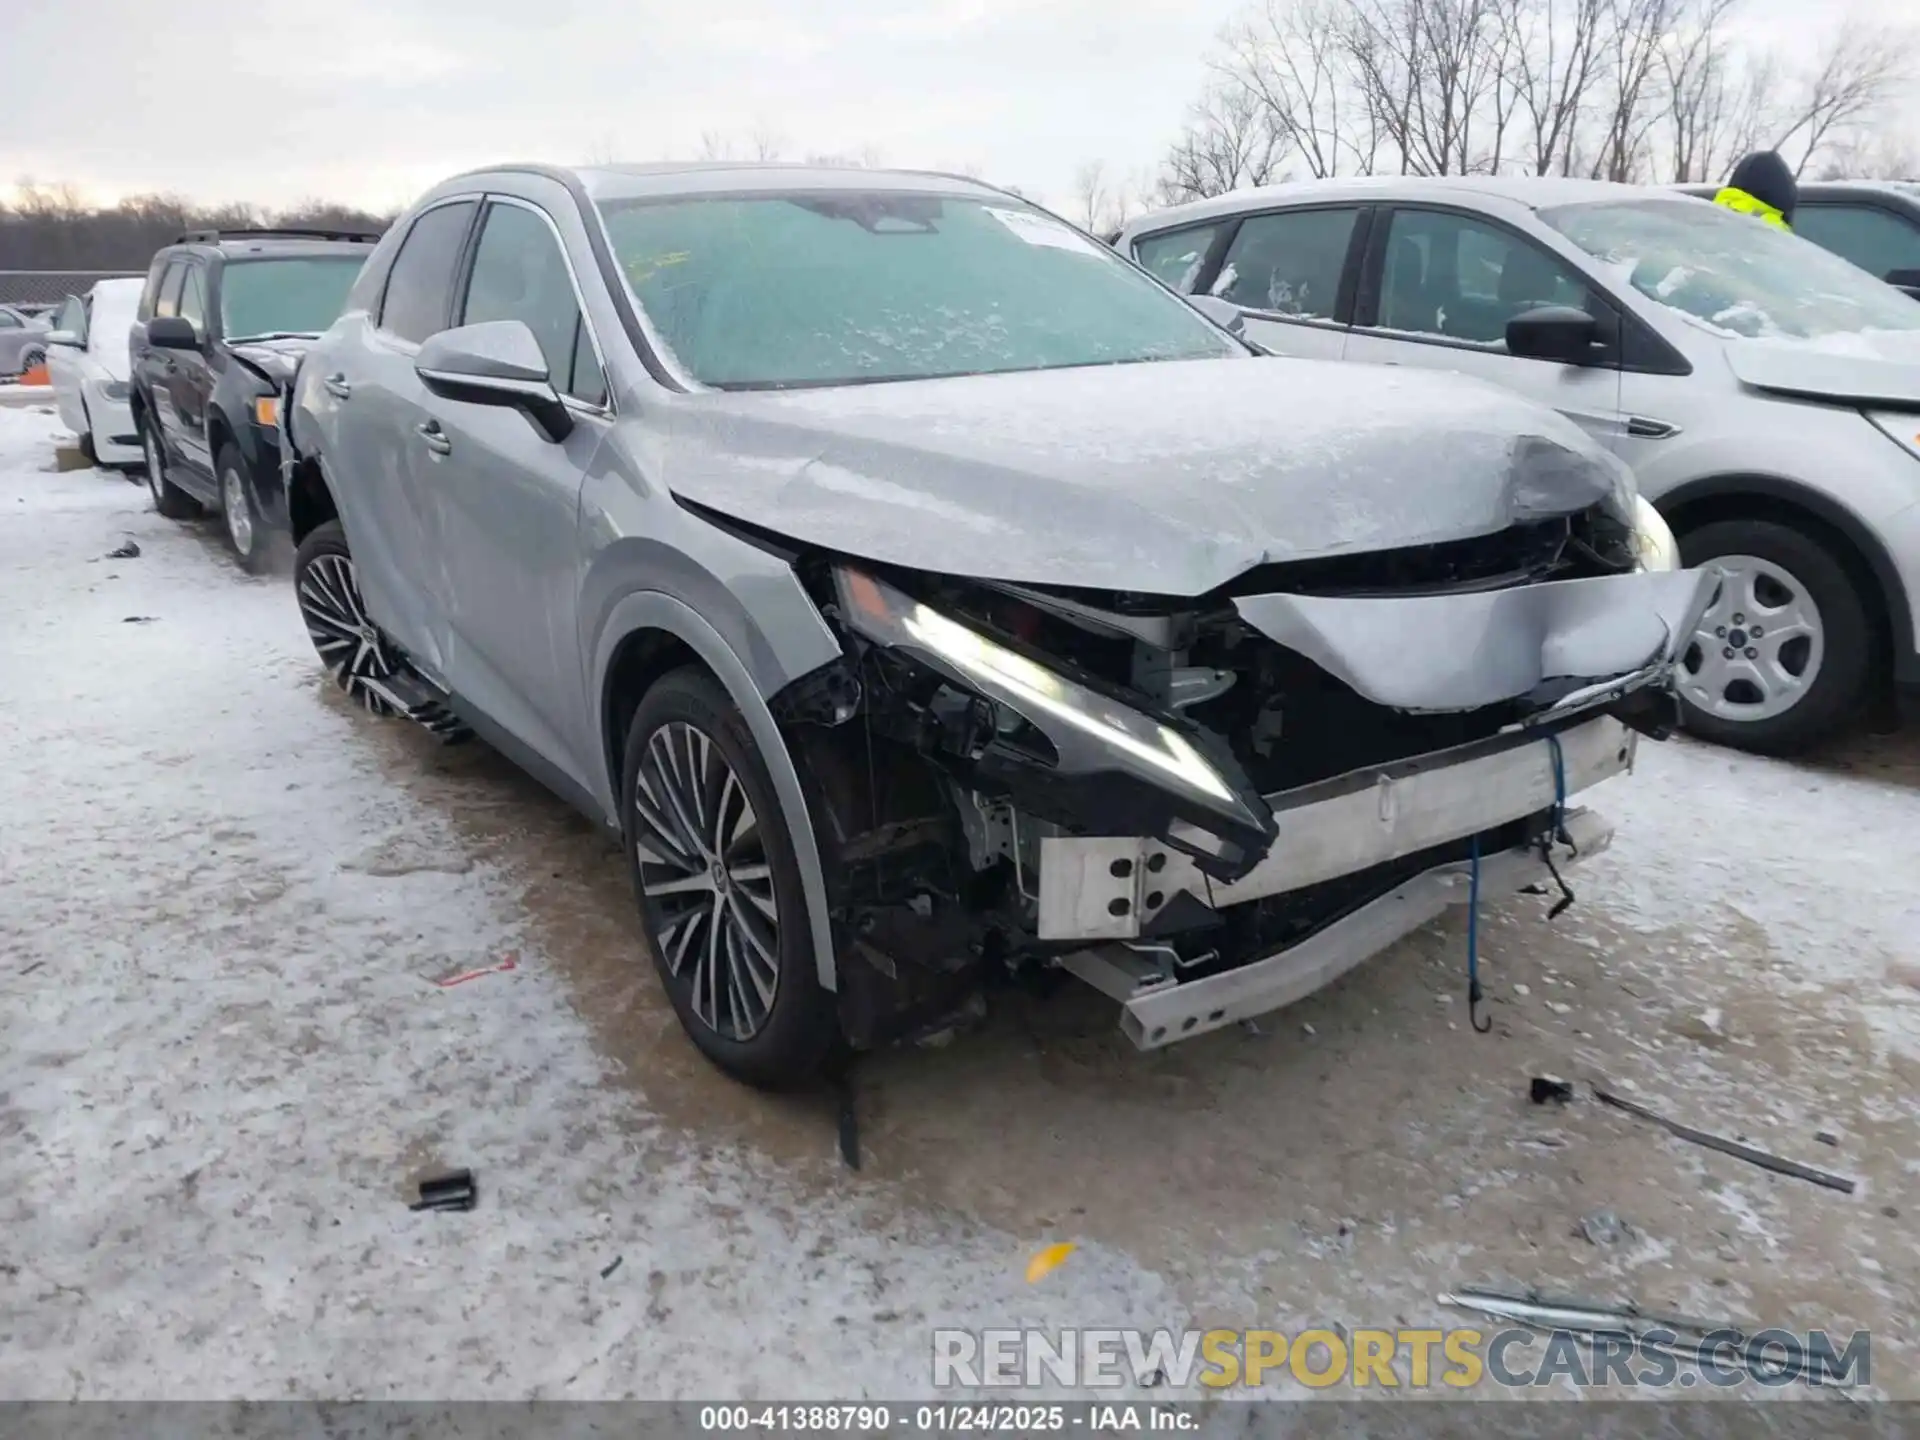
122,615,158,624
105,539,140,559
599,1255,624,1280
1592,1084,1858,1195
410,1168,477,1212
1530,1075,1575,1105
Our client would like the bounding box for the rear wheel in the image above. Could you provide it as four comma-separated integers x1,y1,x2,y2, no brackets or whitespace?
293,519,399,716
1675,518,1870,756
140,420,200,520
217,442,267,573
622,666,838,1089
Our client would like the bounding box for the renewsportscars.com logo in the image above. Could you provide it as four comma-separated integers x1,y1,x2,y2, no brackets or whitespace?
932,1326,1870,1391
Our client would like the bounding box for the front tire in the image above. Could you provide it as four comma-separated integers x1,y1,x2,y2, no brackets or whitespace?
293,520,400,716
621,666,839,1090
1675,518,1871,756
140,419,200,520
217,443,267,573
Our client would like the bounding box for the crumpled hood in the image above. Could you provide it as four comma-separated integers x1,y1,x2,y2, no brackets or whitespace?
1724,328,1920,408
228,336,315,387
662,357,1632,595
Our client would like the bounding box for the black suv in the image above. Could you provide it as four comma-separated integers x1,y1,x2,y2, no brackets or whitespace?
130,228,378,569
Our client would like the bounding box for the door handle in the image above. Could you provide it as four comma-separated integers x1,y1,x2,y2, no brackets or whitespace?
322,373,352,401
415,420,452,456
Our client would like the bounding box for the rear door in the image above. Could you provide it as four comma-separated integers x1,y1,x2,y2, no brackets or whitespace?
1342,205,1626,445
427,195,612,785
323,197,480,675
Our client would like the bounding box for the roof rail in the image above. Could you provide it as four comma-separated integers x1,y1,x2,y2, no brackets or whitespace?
174,226,382,245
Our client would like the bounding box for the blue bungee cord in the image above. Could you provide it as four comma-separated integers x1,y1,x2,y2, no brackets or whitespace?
1466,728,1577,1033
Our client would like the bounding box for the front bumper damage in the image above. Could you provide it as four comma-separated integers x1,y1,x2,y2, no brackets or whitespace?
815,556,1715,1051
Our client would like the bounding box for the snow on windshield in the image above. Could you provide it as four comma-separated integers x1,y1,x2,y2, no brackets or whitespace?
1541,197,1920,341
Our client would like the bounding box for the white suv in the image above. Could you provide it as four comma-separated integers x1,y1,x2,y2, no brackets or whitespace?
1118,176,1920,755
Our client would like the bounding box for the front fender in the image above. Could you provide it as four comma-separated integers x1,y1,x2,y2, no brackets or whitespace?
589,592,842,991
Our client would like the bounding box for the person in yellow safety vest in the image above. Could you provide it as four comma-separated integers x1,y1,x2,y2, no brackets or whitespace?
1713,150,1797,230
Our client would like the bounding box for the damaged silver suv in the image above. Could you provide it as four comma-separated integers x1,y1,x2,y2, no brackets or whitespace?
284,163,1711,1088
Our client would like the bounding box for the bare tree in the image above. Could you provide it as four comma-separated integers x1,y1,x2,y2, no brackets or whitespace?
1497,0,1610,174
1218,0,1368,177
1770,22,1917,176
1159,82,1284,201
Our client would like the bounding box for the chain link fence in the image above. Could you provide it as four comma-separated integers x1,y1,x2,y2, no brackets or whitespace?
0,269,146,307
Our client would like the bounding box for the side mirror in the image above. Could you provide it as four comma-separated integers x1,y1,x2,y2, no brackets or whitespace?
1506,305,1603,365
1188,294,1247,336
46,329,82,348
415,320,573,443
147,316,200,350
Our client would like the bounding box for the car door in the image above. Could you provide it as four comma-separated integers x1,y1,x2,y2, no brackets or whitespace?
1141,205,1368,361
321,197,481,676
167,263,216,479
1792,202,1920,293
44,294,88,432
425,195,613,788
140,262,189,461
1342,205,1627,447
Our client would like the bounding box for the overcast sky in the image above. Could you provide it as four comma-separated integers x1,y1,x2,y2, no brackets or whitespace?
4,0,1913,216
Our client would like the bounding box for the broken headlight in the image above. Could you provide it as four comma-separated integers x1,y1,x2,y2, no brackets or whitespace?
833,567,1274,877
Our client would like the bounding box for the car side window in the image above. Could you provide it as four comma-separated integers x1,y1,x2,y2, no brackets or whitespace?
379,200,479,345
1792,204,1920,281
460,201,602,403
0,310,17,330
1207,208,1360,321
1132,223,1223,293
55,295,85,341
568,315,608,408
177,267,208,331
1375,209,1591,348
154,263,186,319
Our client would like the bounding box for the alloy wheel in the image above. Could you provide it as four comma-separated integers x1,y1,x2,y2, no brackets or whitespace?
631,721,781,1041
1679,554,1825,723
222,465,254,557
297,551,399,713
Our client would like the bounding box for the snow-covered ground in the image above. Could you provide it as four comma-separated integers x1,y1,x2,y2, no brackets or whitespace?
1,402,1914,1402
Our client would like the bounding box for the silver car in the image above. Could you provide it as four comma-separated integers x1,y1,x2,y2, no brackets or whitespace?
285,163,1705,1087
0,303,52,377
1119,177,1920,755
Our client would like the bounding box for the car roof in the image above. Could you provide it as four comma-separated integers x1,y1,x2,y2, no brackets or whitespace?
449,160,1018,206
1123,174,1690,236
161,235,377,263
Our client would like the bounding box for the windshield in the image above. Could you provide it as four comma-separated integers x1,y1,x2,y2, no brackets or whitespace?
1540,197,1920,340
219,256,365,340
595,190,1239,388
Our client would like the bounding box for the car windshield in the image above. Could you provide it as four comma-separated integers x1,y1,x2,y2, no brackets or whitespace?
1540,197,1920,340
595,189,1239,388
219,256,365,340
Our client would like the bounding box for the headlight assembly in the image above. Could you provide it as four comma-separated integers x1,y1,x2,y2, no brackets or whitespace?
832,566,1273,874
1631,495,1679,572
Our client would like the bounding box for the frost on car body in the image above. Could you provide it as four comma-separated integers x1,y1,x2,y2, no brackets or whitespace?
281,163,1708,1081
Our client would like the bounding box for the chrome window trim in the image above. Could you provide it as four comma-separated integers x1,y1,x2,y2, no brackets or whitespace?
372,192,484,352
476,192,617,417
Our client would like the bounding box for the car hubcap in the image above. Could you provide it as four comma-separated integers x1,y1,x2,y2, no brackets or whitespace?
297,551,397,709
631,721,780,1041
1679,555,1824,723
223,467,254,555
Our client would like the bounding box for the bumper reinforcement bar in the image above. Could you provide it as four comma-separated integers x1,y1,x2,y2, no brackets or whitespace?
1059,807,1612,1049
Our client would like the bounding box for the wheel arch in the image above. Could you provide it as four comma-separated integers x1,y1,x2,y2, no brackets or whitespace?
1656,473,1911,685
593,593,840,991
286,451,339,545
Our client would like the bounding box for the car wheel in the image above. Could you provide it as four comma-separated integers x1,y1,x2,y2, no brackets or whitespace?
1675,518,1871,756
216,443,267,573
293,519,400,716
140,422,200,520
621,666,839,1090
